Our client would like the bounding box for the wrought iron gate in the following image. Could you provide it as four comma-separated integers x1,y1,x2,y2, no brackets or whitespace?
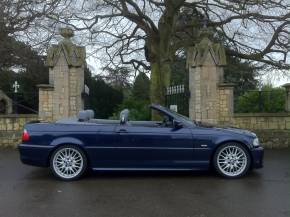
165,84,189,116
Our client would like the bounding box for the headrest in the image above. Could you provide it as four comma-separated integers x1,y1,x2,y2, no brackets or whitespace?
86,110,95,119
120,109,129,125
78,111,89,122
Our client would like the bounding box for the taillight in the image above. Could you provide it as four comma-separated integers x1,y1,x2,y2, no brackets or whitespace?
22,129,30,142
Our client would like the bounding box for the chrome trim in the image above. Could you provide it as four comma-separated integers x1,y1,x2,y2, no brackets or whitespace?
86,146,193,150
19,144,53,149
92,168,193,171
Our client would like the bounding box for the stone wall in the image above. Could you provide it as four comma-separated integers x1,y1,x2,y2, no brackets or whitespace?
0,114,38,147
253,130,290,149
233,113,290,148
233,113,290,130
215,80,290,148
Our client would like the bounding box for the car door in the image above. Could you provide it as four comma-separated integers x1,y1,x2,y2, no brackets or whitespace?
113,123,194,169
86,123,120,168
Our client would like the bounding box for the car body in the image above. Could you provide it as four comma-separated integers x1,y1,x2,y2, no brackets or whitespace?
19,104,264,180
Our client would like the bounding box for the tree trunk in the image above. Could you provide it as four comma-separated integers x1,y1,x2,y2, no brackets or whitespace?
150,61,171,105
147,0,185,119
148,28,174,120
150,57,171,120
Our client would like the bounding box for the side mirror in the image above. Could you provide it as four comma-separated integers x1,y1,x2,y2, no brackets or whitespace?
119,109,129,125
173,120,183,129
120,115,126,125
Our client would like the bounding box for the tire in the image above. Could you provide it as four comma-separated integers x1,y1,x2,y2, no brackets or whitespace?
213,143,251,178
50,145,87,181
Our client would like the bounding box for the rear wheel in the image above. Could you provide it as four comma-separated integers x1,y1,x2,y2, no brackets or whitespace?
213,143,251,178
50,145,87,181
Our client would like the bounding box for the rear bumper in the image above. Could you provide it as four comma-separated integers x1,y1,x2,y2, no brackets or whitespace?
251,146,264,169
18,144,54,167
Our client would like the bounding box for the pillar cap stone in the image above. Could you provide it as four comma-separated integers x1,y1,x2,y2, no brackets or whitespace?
60,27,74,39
199,26,214,41
45,27,86,68
219,83,235,88
187,37,227,68
37,84,54,89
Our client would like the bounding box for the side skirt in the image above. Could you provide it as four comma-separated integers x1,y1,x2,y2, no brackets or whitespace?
91,168,205,171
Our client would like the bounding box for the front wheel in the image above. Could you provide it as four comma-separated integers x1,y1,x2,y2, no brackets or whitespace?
213,143,251,178
50,145,87,181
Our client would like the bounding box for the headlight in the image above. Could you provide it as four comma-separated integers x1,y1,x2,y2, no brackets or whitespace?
253,138,260,147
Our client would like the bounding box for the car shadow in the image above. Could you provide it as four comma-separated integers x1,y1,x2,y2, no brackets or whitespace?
22,167,263,182
85,169,220,180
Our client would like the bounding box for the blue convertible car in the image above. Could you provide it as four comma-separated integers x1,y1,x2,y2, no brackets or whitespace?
19,104,263,180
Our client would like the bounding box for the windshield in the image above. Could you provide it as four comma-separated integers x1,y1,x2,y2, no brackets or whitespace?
162,106,196,126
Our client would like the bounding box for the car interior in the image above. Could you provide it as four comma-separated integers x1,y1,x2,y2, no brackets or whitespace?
75,109,174,128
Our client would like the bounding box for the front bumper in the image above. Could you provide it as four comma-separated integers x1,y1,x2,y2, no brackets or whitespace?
251,146,264,169
18,144,54,167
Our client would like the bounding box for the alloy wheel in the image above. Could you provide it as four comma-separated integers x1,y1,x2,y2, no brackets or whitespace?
216,145,249,177
52,147,85,180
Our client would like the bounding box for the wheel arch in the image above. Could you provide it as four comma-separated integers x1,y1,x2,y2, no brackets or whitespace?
47,141,90,167
210,140,253,168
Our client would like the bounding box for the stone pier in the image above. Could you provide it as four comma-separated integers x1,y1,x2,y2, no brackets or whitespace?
187,28,227,124
38,27,86,121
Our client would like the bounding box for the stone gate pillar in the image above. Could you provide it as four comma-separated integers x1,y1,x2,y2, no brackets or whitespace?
218,83,235,125
38,27,86,121
187,28,227,124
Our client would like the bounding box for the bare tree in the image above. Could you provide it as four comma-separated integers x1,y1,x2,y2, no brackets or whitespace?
18,0,290,106
0,0,62,68
0,0,61,34
101,66,133,90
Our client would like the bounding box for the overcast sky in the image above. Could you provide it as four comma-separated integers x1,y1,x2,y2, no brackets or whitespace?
24,0,289,88
81,0,290,87
86,51,290,88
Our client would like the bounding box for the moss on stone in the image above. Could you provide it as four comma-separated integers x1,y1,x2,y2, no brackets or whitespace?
188,33,227,67
46,28,86,68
